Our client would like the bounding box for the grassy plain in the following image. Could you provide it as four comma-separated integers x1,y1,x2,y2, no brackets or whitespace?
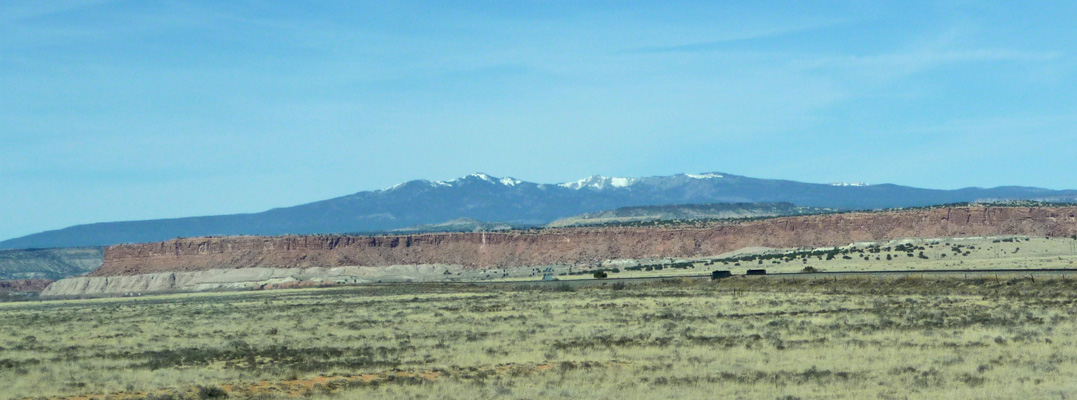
4,274,1077,399
528,236,1077,281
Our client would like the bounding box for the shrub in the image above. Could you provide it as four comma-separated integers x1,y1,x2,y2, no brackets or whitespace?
197,386,228,399
593,271,608,279
611,282,626,290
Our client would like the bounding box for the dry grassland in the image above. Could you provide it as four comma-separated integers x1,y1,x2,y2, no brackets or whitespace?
533,236,1077,280
3,274,1077,399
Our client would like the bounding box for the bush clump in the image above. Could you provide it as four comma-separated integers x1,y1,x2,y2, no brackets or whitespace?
197,386,228,399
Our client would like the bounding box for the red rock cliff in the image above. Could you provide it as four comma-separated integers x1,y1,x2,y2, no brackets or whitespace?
92,207,1077,276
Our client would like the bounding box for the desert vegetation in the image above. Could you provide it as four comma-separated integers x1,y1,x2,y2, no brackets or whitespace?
548,236,1077,280
3,274,1077,399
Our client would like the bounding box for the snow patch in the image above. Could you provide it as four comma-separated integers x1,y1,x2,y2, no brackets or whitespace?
610,177,634,187
427,173,522,187
470,173,495,182
686,173,724,179
558,175,637,190
830,182,869,187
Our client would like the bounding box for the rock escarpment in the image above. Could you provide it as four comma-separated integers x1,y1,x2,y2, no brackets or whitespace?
91,206,1077,277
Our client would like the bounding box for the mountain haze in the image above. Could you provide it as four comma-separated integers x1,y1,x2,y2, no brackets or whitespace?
3,172,1076,250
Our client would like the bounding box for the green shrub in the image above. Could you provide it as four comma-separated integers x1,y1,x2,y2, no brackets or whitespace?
197,386,228,399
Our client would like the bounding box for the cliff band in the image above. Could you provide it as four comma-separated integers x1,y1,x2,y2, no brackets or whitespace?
93,207,1077,276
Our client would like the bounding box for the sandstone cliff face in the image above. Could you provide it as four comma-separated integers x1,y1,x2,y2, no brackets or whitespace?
90,207,1077,277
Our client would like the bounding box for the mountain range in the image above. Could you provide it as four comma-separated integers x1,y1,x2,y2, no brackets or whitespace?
3,172,1076,250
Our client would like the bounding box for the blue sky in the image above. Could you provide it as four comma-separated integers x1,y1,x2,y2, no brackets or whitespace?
2,1,1076,240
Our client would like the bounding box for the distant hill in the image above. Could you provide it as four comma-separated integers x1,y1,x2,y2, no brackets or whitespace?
3,171,1076,250
547,202,833,227
0,247,104,280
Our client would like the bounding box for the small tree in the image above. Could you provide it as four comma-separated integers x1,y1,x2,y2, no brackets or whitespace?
593,271,608,279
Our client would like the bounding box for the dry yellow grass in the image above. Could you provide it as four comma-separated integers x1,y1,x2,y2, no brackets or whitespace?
3,274,1077,399
502,236,1077,281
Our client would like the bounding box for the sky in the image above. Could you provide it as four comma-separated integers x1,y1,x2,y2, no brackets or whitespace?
2,1,1076,241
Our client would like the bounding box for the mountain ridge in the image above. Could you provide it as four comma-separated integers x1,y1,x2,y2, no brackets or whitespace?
4,171,1076,250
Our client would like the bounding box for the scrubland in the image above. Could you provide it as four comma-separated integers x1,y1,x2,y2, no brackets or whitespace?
3,273,1077,399
542,236,1077,280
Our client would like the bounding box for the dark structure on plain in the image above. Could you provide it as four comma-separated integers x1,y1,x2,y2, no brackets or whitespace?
746,269,767,276
711,270,732,280
542,267,556,281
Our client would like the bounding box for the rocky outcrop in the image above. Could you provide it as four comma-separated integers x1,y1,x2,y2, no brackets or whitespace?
89,206,1077,277
42,264,454,296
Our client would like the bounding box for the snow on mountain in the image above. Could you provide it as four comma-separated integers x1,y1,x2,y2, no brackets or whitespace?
558,175,638,190
383,179,449,191
384,172,861,193
442,173,498,184
389,173,739,192
830,182,869,187
383,173,524,191
470,173,495,182
7,170,1077,250
686,173,724,179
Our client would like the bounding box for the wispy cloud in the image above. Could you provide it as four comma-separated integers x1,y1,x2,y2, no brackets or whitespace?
900,114,1077,135
789,22,1065,80
625,18,846,54
796,49,1063,75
